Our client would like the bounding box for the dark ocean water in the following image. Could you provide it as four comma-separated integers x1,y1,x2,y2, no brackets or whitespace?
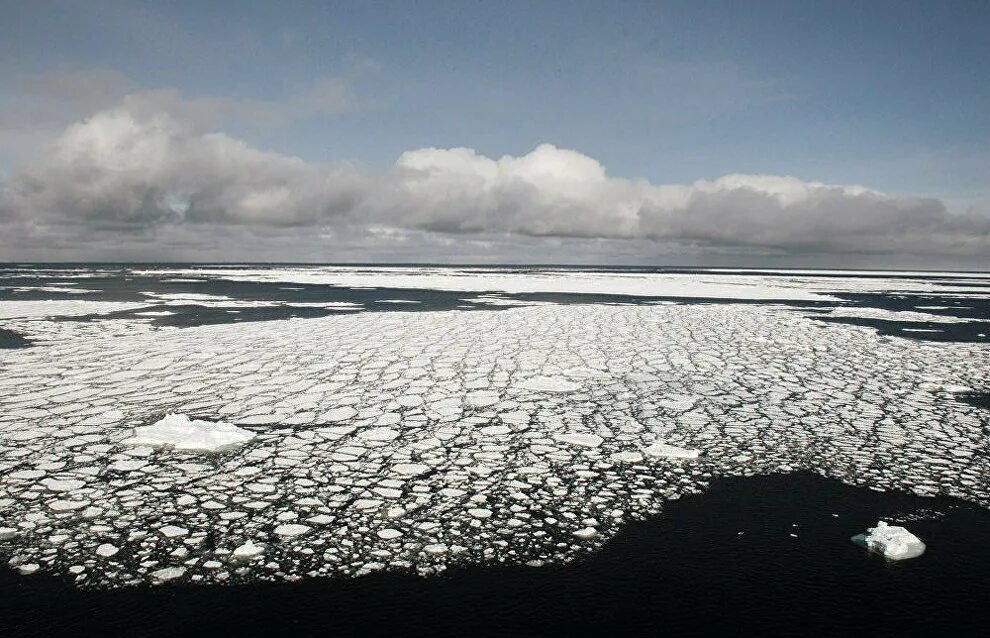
0,327,31,349
3,472,989,637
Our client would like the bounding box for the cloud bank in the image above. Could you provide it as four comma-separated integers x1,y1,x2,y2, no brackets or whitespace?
1,93,988,263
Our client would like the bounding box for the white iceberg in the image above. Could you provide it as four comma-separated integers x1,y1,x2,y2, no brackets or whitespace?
123,414,256,452
852,521,926,560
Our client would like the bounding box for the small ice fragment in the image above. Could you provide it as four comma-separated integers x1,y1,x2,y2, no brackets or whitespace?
358,427,400,442
516,376,580,393
110,459,147,472
377,528,402,540
41,478,85,492
159,525,188,538
17,563,40,575
274,524,310,537
553,433,604,448
232,540,265,559
610,451,644,463
49,499,88,511
573,527,599,540
643,442,700,460
151,566,186,581
96,543,119,558
393,463,429,476
124,413,255,452
852,521,926,560
322,406,358,422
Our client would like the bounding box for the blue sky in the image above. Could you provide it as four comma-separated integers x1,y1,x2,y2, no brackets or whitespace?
0,1,988,264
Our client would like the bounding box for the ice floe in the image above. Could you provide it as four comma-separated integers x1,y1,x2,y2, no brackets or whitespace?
516,376,580,393
643,442,701,460
852,521,926,560
123,414,256,452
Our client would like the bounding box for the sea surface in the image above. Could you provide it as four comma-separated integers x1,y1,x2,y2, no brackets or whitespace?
1,264,988,635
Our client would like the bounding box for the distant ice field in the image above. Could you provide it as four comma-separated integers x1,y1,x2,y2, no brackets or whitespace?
0,265,988,587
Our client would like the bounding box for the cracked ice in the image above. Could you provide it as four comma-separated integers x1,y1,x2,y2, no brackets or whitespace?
0,271,988,588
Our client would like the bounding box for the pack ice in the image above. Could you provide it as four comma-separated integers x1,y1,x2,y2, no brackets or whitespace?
0,267,987,588
123,413,256,452
852,521,926,560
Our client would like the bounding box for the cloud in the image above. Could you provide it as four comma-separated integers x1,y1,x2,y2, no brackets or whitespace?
2,92,988,262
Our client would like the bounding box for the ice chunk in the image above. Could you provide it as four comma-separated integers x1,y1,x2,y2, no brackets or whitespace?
643,442,700,460
573,527,599,540
610,451,644,463
554,433,604,448
41,478,85,492
274,524,310,537
49,499,88,511
358,427,400,442
96,543,119,558
150,566,186,581
123,413,255,452
393,463,430,476
852,521,926,560
232,540,265,559
322,406,358,422
516,376,580,393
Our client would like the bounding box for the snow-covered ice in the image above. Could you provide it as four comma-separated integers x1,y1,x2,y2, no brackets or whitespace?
643,442,701,460
123,414,256,452
852,521,926,560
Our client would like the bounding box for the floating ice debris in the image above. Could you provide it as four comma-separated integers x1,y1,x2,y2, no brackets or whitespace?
393,463,430,476
49,499,87,511
110,459,147,472
553,433,604,448
150,566,186,581
17,563,40,575
573,527,599,540
643,442,701,460
40,478,85,492
274,524,310,537
96,543,119,558
852,521,926,560
322,406,358,422
377,528,403,540
358,427,400,442
656,396,699,411
233,540,265,560
610,451,644,463
516,376,580,393
0,527,18,539
123,413,256,452
159,525,188,538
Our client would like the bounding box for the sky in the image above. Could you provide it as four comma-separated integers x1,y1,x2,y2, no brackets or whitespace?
0,0,987,267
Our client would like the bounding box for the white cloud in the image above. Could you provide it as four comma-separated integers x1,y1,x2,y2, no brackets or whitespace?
2,92,988,263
